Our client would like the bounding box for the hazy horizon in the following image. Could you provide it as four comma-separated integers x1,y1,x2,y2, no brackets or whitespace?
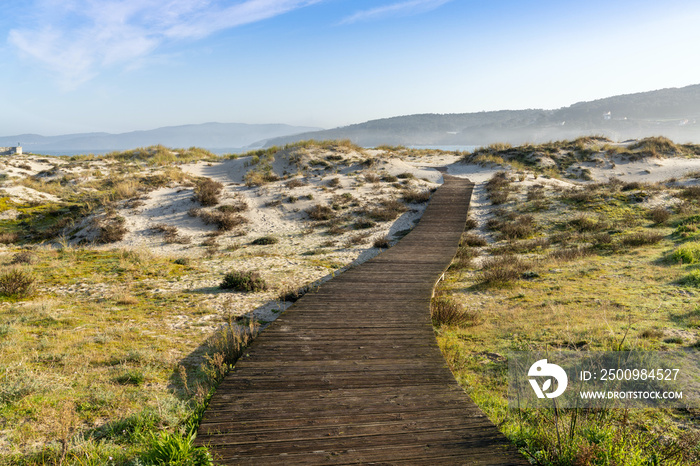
2,0,700,136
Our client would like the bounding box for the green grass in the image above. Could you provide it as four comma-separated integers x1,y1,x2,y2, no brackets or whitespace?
671,243,700,264
435,173,700,465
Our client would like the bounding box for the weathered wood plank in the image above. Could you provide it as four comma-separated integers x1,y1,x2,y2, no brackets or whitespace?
195,175,527,464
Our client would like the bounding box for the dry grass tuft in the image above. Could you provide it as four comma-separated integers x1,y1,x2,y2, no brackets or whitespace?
431,292,480,327
373,236,391,249
649,207,671,225
0,268,35,298
480,254,530,286
402,189,431,203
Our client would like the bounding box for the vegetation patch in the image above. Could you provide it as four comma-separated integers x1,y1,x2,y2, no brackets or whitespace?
670,243,700,264
431,292,480,327
251,235,279,245
196,209,247,231
402,189,431,203
0,268,35,299
479,254,530,286
94,214,128,244
306,204,335,221
678,269,700,287
193,178,223,206
220,270,268,292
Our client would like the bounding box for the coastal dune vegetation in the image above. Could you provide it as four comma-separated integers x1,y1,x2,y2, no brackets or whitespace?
0,136,699,464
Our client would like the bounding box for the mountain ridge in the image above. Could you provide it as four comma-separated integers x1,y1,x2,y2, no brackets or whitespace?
4,84,700,154
261,84,700,147
0,122,322,154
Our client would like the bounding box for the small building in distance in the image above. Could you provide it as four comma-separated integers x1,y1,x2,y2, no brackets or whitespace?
0,146,22,156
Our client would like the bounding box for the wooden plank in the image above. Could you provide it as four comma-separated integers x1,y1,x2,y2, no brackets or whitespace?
195,175,527,464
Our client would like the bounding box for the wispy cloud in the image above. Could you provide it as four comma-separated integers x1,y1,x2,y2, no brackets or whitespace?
8,0,322,88
341,0,452,25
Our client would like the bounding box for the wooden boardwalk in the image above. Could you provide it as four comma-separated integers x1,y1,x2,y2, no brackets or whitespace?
196,175,527,465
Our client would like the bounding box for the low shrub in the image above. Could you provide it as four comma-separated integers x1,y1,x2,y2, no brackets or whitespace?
10,251,36,265
251,235,279,245
345,232,370,246
220,270,268,292
464,217,478,230
194,178,223,206
560,188,594,204
95,215,128,243
489,214,536,240
486,172,511,205
640,328,665,339
373,236,390,249
353,219,376,230
490,237,550,255
460,233,488,247
306,204,335,221
198,210,247,231
649,207,671,225
526,184,545,201
0,268,35,298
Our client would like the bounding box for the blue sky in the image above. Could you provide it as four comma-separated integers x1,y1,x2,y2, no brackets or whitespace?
1,0,700,135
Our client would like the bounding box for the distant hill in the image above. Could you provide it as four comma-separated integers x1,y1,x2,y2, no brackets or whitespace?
262,84,700,147
0,122,322,155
